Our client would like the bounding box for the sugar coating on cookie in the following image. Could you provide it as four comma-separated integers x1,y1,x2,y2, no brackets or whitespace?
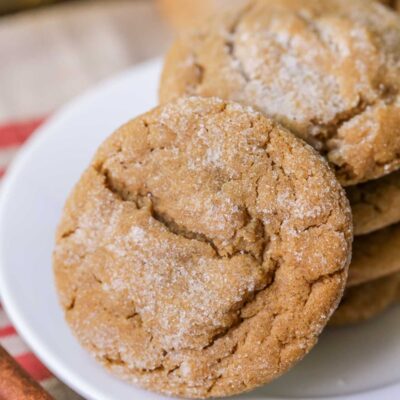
331,273,400,326
348,223,400,287
160,0,400,185
348,170,400,236
54,97,352,398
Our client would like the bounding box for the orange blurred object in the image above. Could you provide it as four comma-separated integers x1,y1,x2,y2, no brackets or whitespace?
0,345,53,400
157,0,398,31
157,0,248,31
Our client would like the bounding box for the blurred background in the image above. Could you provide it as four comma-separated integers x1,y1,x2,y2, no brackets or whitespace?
0,0,250,122
0,0,174,123
0,0,66,15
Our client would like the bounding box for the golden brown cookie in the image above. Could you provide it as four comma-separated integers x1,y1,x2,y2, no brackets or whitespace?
54,97,352,398
348,224,400,287
348,170,400,236
330,274,399,326
160,0,400,186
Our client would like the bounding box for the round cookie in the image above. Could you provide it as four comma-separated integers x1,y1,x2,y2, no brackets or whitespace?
347,224,400,287
348,170,400,236
160,0,400,186
330,274,399,326
54,97,352,398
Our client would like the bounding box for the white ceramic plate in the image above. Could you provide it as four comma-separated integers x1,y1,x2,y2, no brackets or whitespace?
0,58,400,400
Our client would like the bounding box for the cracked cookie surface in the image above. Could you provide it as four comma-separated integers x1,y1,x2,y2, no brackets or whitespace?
330,273,400,326
348,170,400,236
53,97,352,398
160,0,400,186
348,223,400,287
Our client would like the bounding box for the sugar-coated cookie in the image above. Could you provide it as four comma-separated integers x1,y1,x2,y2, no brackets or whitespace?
54,97,352,398
160,0,400,185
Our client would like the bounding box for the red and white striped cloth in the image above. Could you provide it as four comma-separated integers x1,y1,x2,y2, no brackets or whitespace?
0,303,51,382
0,119,82,399
0,118,44,177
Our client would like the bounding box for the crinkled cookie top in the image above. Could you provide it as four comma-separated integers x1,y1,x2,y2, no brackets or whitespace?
54,97,352,398
160,0,400,185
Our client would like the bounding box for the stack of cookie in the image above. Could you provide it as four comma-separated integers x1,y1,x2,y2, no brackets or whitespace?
53,0,400,397
332,174,400,325
159,0,400,327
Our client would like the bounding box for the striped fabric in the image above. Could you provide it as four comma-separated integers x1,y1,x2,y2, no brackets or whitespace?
0,119,82,398
0,119,44,177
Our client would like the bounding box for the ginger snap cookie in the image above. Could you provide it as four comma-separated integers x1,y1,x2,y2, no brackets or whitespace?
348,170,400,236
347,224,400,287
54,97,352,398
330,274,400,326
160,0,400,186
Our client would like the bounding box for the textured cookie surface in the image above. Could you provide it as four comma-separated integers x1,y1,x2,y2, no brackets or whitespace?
54,97,352,398
330,274,399,326
348,224,400,287
348,170,400,236
160,0,400,185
